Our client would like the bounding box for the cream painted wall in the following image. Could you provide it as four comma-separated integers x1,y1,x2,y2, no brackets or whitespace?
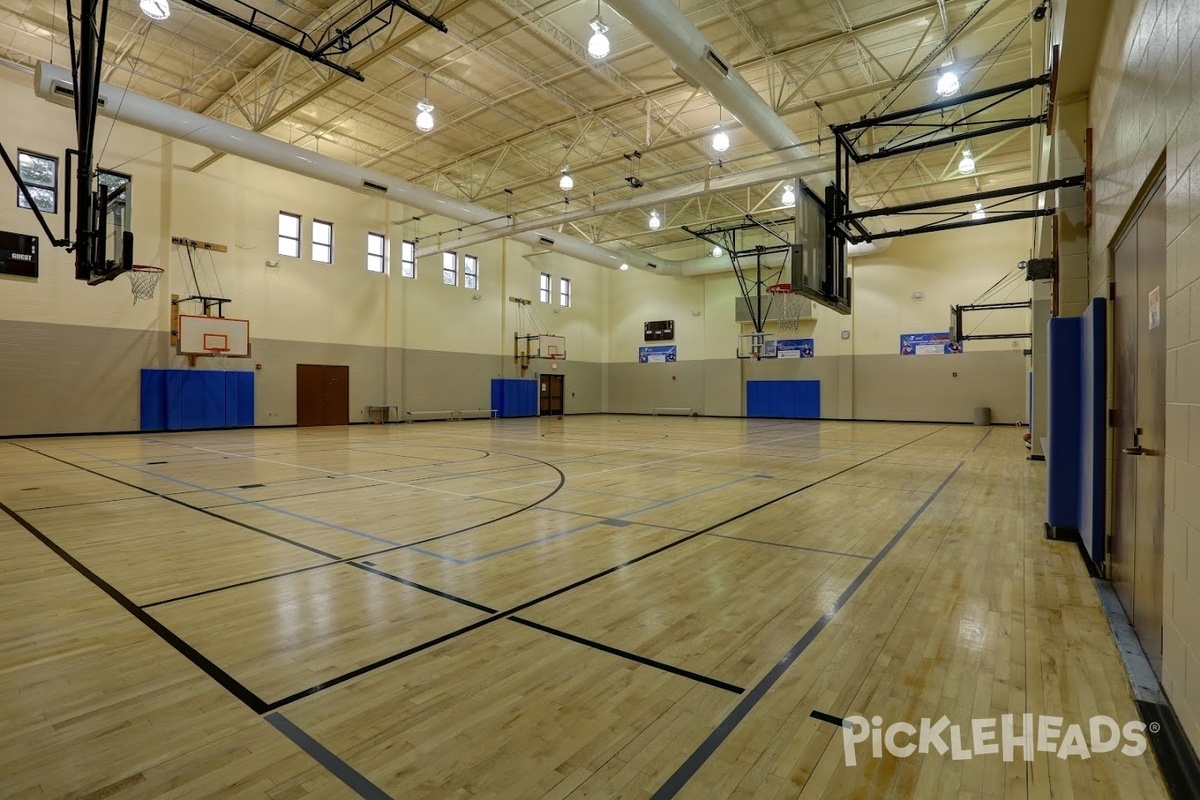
1090,0,1200,752
851,222,1032,355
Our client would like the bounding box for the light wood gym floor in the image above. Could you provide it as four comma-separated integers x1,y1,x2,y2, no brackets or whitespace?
0,417,1168,799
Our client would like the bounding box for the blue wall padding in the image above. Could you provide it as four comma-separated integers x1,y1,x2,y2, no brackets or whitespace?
1079,298,1107,561
1046,318,1081,532
491,378,538,417
746,380,821,418
1045,297,1107,562
141,369,255,431
140,371,166,431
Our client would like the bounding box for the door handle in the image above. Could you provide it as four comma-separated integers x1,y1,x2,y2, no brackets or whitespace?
1122,445,1145,456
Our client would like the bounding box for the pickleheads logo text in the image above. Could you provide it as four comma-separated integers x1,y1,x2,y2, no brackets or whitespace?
840,714,1148,766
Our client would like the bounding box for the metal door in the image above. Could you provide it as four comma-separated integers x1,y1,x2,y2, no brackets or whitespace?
1112,176,1166,678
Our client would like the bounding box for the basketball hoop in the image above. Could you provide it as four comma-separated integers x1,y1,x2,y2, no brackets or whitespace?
767,282,803,331
207,347,229,370
127,265,164,303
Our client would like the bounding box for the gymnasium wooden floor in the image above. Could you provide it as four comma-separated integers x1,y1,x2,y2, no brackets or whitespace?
0,417,1168,799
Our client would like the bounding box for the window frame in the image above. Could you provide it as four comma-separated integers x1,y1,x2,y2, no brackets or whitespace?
463,254,479,290
400,240,416,278
367,231,386,273
538,272,551,303
16,149,58,214
559,276,572,307
312,218,334,264
442,251,458,285
278,211,301,258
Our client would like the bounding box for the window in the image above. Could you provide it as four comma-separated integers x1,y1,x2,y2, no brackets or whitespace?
367,232,386,273
442,251,457,285
539,272,551,303
464,254,479,290
312,219,333,263
560,277,571,307
401,240,416,278
278,211,301,257
16,150,57,213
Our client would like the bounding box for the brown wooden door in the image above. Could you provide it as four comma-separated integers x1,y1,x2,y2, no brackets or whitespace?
297,364,350,426
297,364,325,427
1112,176,1166,678
540,374,564,416
323,365,350,426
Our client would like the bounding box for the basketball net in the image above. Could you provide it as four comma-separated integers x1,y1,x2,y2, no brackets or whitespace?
768,284,802,331
127,266,164,303
208,348,228,371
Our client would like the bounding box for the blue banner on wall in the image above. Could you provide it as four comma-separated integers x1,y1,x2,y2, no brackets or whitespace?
767,338,814,358
639,344,677,363
900,332,962,355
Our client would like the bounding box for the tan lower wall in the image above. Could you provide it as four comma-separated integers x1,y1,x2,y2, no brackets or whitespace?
0,320,1024,435
853,350,1027,424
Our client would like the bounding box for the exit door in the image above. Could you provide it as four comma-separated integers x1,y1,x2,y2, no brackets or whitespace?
297,364,350,426
1112,174,1166,678
540,374,564,416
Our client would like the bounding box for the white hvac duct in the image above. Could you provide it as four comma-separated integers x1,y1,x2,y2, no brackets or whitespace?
34,60,887,276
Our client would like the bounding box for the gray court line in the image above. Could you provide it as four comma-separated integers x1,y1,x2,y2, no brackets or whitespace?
265,713,392,800
971,426,995,452
66,448,411,549
417,476,755,565
704,533,874,560
652,460,965,799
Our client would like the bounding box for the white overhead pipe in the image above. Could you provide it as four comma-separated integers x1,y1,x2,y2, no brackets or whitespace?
415,154,833,257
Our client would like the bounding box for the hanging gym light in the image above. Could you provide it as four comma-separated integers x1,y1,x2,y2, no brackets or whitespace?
972,202,986,220
712,126,730,153
619,263,629,270
958,148,976,175
936,69,960,97
139,0,170,20
415,74,434,132
648,210,661,230
712,245,723,257
781,185,795,206
559,169,574,192
587,0,610,59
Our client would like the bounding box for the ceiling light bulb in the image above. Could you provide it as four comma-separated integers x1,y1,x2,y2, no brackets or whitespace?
781,185,795,206
712,126,729,152
958,149,975,174
936,70,960,97
559,170,573,192
587,16,610,58
712,246,723,258
972,202,985,220
139,0,170,20
648,210,661,230
619,263,629,271
415,100,434,132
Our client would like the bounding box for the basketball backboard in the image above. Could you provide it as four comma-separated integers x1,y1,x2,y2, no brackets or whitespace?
177,314,251,357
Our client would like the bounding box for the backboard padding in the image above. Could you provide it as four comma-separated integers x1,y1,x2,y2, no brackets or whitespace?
178,315,250,357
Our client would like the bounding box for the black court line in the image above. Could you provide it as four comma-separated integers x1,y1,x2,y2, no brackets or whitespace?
809,709,849,728
263,428,948,711
0,499,270,714
511,617,743,694
265,713,391,800
650,460,964,799
704,533,873,560
10,442,345,561
13,494,160,513
348,562,497,614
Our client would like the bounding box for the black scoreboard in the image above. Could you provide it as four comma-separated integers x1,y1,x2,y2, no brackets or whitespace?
644,319,674,341
0,230,38,278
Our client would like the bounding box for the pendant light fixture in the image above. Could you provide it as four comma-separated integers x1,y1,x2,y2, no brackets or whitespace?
415,73,434,132
587,0,610,59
